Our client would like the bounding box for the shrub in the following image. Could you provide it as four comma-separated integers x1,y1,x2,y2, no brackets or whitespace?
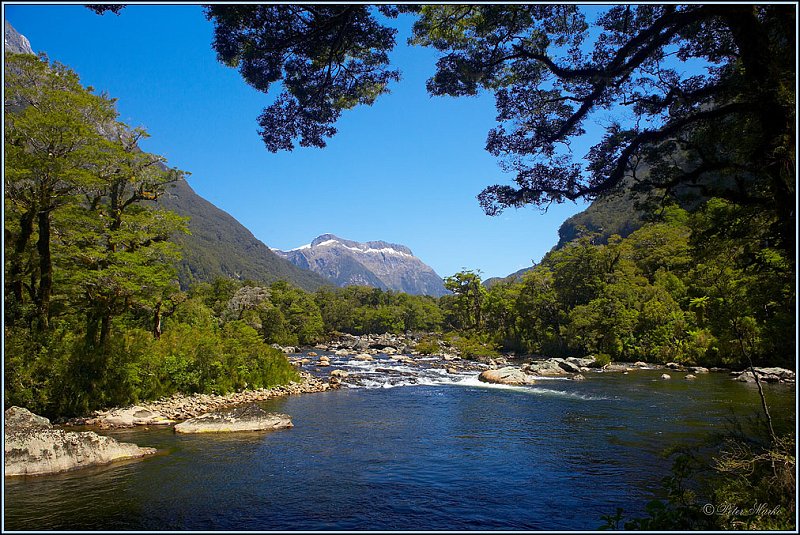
415,335,441,355
444,332,500,360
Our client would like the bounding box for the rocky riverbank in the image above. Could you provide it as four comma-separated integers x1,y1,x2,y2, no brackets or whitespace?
282,333,795,386
69,372,332,429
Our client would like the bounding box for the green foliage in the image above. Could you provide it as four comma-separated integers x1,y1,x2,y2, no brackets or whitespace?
415,335,441,355
592,353,612,368
443,270,487,331
443,198,792,370
3,55,300,419
443,332,500,361
314,285,444,336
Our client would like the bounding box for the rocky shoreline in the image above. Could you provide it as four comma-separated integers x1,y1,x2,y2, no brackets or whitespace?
67,371,332,429
56,334,800,430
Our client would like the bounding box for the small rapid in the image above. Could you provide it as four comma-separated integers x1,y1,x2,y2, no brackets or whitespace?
295,349,613,401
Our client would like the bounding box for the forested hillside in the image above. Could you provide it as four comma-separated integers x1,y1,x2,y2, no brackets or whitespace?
154,177,328,291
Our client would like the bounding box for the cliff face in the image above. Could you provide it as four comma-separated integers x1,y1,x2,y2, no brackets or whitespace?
4,21,34,55
275,234,448,297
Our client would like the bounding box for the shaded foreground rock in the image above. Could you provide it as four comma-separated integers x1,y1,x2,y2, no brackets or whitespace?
479,366,537,386
174,404,292,434
5,407,156,477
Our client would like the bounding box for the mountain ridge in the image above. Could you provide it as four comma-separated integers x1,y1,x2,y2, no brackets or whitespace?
275,234,448,296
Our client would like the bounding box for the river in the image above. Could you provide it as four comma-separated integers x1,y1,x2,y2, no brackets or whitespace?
4,350,795,530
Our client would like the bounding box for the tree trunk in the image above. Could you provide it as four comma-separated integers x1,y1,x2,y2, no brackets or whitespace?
36,207,52,330
8,208,36,304
153,301,163,340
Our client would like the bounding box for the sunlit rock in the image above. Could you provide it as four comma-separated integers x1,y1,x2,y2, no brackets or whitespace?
174,404,293,434
5,407,156,477
479,366,537,386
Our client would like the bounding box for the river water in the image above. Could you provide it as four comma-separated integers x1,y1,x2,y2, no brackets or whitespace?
4,351,795,531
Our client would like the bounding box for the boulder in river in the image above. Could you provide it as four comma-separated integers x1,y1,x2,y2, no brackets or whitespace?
732,367,795,384
661,373,672,380
566,356,598,368
479,366,537,386
174,404,293,434
523,359,570,377
5,407,156,477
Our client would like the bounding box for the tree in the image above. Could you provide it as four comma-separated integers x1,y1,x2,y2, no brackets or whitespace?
443,270,486,331
204,5,401,152
147,5,792,255
5,53,118,329
5,53,188,343
414,5,795,255
56,129,188,350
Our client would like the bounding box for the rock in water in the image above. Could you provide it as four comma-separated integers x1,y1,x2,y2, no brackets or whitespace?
4,406,156,477
174,404,293,434
478,366,537,386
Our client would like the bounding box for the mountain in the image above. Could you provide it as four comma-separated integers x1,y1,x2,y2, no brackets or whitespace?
4,21,34,55
555,175,652,249
274,234,448,297
154,178,328,291
5,22,327,292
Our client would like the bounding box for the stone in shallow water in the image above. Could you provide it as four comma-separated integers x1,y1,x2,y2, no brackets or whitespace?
478,366,537,386
173,404,293,434
5,407,156,477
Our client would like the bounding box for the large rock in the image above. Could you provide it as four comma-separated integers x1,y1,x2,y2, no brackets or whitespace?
566,356,598,368
554,358,582,374
523,359,571,377
174,404,293,434
478,366,537,386
5,407,156,477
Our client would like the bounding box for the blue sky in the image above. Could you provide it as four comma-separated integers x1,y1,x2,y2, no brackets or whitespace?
4,4,591,280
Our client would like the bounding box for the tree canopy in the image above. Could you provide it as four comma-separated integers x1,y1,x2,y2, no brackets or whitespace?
88,5,795,255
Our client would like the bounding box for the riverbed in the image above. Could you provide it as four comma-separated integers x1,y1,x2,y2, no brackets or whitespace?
4,351,795,530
